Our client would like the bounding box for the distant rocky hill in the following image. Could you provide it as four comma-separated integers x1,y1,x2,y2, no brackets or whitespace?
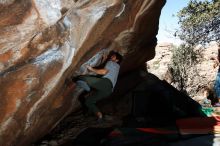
147,42,219,102
147,42,173,81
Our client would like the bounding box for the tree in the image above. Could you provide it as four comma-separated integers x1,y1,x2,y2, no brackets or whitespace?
176,0,220,46
168,44,199,92
169,0,219,95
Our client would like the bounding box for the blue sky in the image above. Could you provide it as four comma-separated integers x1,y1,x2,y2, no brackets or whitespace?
157,0,190,45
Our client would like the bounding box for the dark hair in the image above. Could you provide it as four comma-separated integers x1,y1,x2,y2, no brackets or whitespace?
109,51,123,64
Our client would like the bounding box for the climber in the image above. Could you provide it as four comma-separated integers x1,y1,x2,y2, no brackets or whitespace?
76,51,123,122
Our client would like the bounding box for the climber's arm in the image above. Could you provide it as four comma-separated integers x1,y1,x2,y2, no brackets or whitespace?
86,65,108,75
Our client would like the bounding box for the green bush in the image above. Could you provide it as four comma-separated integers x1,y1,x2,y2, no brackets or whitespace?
168,44,199,91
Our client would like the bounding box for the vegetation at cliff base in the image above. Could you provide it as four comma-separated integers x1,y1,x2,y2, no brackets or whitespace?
169,0,219,92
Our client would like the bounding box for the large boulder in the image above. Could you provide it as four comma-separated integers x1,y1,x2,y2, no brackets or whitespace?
0,0,165,145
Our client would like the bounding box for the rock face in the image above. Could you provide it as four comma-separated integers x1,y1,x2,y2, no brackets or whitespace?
147,43,173,80
148,42,219,100
0,0,165,146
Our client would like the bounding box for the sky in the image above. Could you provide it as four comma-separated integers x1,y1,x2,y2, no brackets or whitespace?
157,0,190,45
